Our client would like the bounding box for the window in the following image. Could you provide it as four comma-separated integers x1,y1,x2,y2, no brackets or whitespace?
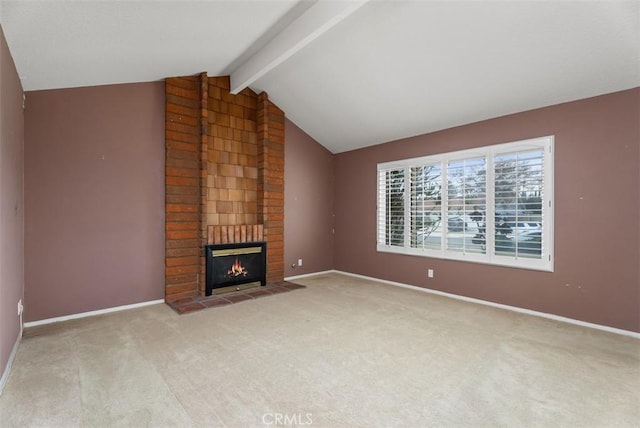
377,136,553,271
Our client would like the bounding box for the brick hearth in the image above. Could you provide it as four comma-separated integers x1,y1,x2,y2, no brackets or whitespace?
166,281,305,315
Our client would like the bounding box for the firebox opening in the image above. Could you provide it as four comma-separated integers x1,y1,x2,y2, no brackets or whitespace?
205,242,267,296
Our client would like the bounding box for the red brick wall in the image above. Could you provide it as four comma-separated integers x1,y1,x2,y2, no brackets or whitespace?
165,77,201,301
198,73,209,296
257,93,285,283
165,74,285,301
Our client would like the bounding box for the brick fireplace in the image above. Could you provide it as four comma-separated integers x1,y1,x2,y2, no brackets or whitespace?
165,73,284,302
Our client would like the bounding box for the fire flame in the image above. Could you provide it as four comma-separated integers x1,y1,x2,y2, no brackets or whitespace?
227,257,248,277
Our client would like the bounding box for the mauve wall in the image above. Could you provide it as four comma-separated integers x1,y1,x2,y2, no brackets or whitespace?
24,82,165,322
334,89,639,332
284,119,334,277
0,26,24,382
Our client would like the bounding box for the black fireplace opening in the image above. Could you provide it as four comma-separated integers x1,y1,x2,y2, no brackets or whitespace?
205,242,267,296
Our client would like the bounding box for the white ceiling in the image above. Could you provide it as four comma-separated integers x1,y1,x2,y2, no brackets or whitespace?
1,1,638,154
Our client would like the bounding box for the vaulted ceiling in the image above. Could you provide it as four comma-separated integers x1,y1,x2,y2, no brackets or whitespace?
1,1,638,153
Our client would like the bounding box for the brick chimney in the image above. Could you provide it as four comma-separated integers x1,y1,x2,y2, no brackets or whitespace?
164,73,284,301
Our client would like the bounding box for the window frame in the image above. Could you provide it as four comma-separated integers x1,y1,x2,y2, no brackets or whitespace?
377,136,554,272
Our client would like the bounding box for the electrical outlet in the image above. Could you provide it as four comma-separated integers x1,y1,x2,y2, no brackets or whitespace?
427,269,434,278
298,258,303,267
17,299,23,316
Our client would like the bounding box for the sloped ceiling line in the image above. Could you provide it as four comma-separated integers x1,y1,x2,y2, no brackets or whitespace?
2,1,637,154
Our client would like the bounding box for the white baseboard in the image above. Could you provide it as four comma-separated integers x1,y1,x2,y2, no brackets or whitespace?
327,270,639,339
285,270,335,281
23,299,165,328
0,331,21,396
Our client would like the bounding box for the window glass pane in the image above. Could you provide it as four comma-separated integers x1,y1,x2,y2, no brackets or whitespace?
410,164,442,249
494,150,544,259
446,157,486,254
379,168,405,247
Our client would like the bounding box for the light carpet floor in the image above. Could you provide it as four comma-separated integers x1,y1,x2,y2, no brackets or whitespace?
1,273,638,427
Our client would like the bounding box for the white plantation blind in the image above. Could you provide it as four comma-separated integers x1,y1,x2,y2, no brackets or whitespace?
377,136,554,271
446,157,486,255
377,167,405,247
494,148,545,260
410,164,442,250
